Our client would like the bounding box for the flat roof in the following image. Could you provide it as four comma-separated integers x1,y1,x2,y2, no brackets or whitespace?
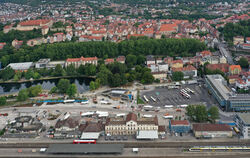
7,62,33,70
47,144,124,154
206,75,231,100
136,130,158,139
237,113,250,125
80,132,100,139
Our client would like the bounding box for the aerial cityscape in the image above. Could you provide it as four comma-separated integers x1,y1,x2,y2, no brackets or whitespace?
0,0,249,157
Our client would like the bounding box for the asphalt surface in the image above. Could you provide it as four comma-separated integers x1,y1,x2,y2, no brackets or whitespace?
219,43,235,65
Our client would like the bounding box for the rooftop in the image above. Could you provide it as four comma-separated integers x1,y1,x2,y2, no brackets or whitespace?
170,120,190,126
237,113,250,125
193,124,232,132
7,62,33,70
136,130,158,139
206,75,232,100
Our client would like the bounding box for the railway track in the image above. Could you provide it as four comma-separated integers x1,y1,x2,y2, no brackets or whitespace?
0,141,250,148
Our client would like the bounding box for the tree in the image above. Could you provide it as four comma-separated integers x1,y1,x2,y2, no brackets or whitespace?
13,71,22,81
33,72,41,79
0,66,15,81
85,64,96,76
89,81,96,91
238,57,249,68
172,71,184,81
27,85,42,97
0,97,6,106
49,86,58,94
195,105,208,123
126,54,137,68
141,71,154,84
53,64,65,77
65,64,77,76
57,79,70,93
24,69,34,80
208,106,219,123
109,73,122,87
17,89,28,101
66,84,77,98
186,105,196,121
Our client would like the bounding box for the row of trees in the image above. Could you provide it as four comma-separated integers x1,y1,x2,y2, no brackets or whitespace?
90,63,155,90
221,20,250,42
186,105,219,123
0,38,206,67
50,79,77,98
17,85,42,101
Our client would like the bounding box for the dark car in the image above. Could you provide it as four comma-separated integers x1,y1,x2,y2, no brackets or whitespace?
122,136,128,140
105,136,109,141
116,136,121,140
110,136,115,140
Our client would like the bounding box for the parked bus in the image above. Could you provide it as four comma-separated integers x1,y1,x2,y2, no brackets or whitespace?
163,115,174,119
150,96,156,102
143,95,149,103
233,127,240,134
164,105,174,108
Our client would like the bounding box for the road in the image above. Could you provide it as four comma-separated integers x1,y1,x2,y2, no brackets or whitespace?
218,43,235,65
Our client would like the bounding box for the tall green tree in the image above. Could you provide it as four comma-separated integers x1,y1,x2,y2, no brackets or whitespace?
27,85,42,97
17,89,29,101
172,71,184,81
53,64,65,77
0,97,6,106
238,57,249,68
0,66,15,81
208,106,219,123
66,84,77,98
57,79,70,93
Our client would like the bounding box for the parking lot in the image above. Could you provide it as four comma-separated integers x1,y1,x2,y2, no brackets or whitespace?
141,84,217,108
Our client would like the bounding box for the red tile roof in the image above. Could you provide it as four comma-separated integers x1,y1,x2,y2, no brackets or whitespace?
171,120,190,126
193,124,232,132
159,23,177,32
206,63,229,73
172,65,196,72
66,56,98,62
19,19,51,26
126,113,137,122
229,65,242,71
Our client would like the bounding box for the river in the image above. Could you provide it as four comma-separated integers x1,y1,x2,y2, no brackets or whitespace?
0,77,92,95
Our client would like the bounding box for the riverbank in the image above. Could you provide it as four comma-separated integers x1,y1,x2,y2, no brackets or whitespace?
0,75,95,84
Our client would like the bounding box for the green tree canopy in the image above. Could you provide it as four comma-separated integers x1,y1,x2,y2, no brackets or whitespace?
238,57,249,68
17,89,28,101
66,84,77,98
208,106,219,123
57,79,70,93
172,71,184,81
0,96,6,106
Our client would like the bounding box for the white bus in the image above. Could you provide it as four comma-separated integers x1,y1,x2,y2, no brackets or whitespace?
163,115,174,119
143,95,149,102
63,99,75,103
150,96,156,102
180,104,188,108
81,100,89,104
164,105,174,108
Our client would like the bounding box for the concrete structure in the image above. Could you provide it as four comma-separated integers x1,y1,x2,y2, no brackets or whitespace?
7,62,33,71
235,113,250,139
146,55,155,65
169,120,191,133
35,59,50,69
233,36,244,45
152,71,166,81
65,56,98,68
47,144,124,154
205,74,250,111
193,124,232,138
105,113,158,136
136,130,158,140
